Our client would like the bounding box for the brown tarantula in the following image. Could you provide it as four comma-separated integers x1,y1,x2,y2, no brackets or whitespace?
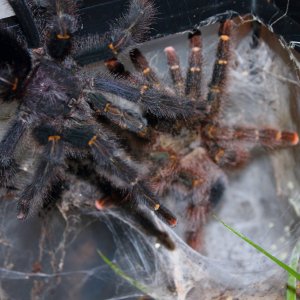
0,0,298,251
103,17,299,250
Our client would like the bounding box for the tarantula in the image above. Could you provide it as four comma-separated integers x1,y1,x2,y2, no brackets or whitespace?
103,15,299,249
0,0,298,251
0,0,194,227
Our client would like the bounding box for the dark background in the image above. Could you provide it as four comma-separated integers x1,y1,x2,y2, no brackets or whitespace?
79,0,300,52
79,0,300,33
3,0,300,52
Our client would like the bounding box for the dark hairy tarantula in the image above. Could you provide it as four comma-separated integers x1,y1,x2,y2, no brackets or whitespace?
0,0,190,225
0,0,298,250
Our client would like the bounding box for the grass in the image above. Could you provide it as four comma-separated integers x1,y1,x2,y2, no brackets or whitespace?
98,217,300,300
214,215,300,300
286,241,300,300
97,250,149,294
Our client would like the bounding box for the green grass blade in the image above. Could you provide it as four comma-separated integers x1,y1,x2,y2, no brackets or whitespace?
214,215,300,281
286,241,300,300
97,250,148,294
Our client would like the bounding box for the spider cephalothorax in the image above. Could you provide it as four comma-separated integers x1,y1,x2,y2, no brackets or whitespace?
0,0,298,252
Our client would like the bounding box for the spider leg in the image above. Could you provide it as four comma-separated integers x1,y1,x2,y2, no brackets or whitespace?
7,0,40,48
178,148,226,250
104,58,132,80
130,48,160,87
88,92,148,138
104,55,156,88
203,125,299,148
74,0,156,65
179,148,225,205
206,141,250,168
185,29,202,101
184,175,228,251
203,124,298,168
63,125,177,226
130,207,175,250
93,74,194,119
103,45,158,88
164,47,184,96
0,119,28,186
106,0,156,56
88,58,151,137
17,125,65,219
45,0,78,60
150,147,180,195
96,191,175,250
0,29,31,98
206,20,232,120
151,146,226,250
